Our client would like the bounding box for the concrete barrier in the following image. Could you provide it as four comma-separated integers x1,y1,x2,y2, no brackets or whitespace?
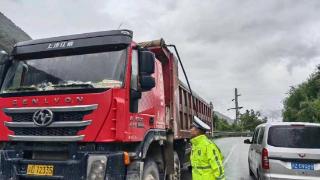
211,131,252,138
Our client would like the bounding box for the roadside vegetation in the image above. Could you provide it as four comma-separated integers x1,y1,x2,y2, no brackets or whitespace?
282,65,320,123
214,109,267,132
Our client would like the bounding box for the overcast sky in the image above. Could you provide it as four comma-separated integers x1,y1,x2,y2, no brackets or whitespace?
1,0,319,121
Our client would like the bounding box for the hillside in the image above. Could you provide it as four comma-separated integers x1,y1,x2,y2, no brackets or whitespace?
0,12,31,53
214,111,234,125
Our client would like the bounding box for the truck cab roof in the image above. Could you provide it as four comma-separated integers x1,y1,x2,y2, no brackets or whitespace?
12,30,133,60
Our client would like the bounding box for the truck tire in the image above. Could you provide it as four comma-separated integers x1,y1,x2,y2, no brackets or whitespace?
142,159,160,180
168,152,180,180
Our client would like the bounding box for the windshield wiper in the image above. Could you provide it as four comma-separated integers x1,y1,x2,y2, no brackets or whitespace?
52,83,95,88
6,86,40,92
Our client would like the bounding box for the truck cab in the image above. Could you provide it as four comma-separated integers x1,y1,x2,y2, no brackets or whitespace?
0,30,212,180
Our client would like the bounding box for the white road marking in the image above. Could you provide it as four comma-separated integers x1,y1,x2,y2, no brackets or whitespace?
223,142,238,166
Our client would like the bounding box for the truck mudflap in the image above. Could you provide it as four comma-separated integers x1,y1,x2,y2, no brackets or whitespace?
0,150,127,180
125,161,144,180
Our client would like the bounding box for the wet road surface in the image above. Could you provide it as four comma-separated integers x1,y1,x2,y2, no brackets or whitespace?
181,136,254,180
215,136,254,180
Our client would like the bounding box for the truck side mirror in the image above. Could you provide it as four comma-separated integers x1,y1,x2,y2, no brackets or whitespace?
139,51,155,74
0,51,9,87
0,51,9,65
140,75,155,91
139,51,155,91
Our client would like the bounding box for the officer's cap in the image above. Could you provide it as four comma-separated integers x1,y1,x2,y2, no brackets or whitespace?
192,116,211,131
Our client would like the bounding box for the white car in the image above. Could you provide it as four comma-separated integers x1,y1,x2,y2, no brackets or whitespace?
244,122,320,180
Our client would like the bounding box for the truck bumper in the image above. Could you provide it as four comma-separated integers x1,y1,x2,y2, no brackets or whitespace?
0,150,127,180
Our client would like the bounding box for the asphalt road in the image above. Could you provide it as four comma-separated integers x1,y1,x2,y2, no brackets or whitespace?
182,136,254,180
215,136,254,180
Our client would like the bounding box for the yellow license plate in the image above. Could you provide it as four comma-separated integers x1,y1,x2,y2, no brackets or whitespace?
27,164,54,176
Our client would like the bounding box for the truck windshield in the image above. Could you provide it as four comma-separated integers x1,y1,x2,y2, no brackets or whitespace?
1,49,127,94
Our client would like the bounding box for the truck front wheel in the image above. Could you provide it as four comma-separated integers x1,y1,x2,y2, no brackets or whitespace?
142,159,160,180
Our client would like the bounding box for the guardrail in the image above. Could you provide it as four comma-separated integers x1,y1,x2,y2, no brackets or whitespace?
211,131,253,138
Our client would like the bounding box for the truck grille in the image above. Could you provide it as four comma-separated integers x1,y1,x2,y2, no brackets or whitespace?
10,111,87,122
3,105,98,142
13,127,82,136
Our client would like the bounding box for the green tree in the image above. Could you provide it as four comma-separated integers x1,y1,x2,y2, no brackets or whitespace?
283,66,320,122
213,114,233,131
239,109,267,131
213,110,266,132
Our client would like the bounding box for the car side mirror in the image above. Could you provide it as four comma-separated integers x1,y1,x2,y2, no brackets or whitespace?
244,139,251,144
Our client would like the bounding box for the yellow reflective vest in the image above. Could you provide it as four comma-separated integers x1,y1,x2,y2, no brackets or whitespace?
190,135,225,180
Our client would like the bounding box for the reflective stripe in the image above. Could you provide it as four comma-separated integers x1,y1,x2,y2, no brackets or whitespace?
213,149,223,177
210,140,223,159
192,165,211,169
209,140,222,158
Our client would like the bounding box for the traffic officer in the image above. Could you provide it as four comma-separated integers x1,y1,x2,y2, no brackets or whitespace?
190,116,225,180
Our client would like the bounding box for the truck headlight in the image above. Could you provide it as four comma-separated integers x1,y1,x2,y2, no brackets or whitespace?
87,155,107,180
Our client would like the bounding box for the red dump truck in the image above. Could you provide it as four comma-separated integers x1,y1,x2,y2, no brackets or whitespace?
0,30,213,180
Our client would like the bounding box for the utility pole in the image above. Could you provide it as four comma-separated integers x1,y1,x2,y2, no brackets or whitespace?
227,88,243,125
234,88,240,124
